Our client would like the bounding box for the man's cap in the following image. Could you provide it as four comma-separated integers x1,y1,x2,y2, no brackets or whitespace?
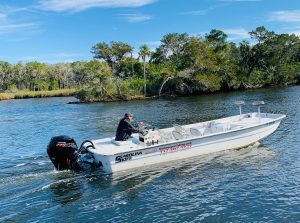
124,113,134,118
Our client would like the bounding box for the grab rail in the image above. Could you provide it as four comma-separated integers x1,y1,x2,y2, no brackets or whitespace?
79,140,96,152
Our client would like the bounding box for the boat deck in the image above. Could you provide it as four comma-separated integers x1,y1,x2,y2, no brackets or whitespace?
90,113,282,156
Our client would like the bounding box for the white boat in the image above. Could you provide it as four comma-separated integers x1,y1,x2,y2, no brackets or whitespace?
82,101,285,173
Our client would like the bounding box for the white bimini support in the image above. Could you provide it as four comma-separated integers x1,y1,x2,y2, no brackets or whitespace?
234,101,245,120
252,101,265,120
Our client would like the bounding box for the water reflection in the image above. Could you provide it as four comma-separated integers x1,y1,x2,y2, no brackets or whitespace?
49,172,83,205
50,178,82,205
99,143,277,204
86,174,113,190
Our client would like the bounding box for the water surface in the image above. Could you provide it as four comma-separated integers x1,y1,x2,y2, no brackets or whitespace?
0,87,299,222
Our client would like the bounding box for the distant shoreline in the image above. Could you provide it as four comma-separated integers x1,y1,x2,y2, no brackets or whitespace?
1,85,299,103
0,89,77,101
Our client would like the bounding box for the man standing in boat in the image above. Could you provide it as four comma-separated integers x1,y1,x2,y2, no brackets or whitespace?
115,113,145,141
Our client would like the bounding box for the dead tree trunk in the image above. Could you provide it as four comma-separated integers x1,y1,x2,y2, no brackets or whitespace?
158,76,174,97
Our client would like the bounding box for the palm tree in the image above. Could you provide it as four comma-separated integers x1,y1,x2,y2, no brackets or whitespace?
138,44,151,96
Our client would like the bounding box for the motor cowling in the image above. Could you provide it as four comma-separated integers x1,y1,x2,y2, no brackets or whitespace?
47,135,82,171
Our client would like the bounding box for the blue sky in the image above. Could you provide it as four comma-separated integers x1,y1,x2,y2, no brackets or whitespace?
0,0,300,63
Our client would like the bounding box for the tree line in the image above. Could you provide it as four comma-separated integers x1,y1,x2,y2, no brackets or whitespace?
1,26,300,101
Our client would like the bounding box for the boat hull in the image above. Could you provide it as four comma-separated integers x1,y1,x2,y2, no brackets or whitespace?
92,119,282,173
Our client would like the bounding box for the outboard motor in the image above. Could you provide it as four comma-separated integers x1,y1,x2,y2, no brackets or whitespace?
47,135,82,171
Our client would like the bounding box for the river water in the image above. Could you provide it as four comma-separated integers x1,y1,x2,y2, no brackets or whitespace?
0,87,299,222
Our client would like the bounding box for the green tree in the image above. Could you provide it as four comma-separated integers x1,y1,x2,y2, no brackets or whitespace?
12,63,26,90
205,29,228,52
25,62,48,91
249,26,276,44
71,61,89,87
48,63,74,90
242,27,300,86
0,61,13,91
151,33,190,96
119,58,142,78
85,60,113,96
91,41,133,76
152,33,190,69
139,44,151,96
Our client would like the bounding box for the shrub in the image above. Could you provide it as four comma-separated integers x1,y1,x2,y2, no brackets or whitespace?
195,73,222,92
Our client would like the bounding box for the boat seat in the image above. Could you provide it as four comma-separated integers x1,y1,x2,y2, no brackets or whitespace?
158,129,174,143
207,121,216,128
172,131,184,140
111,139,132,146
190,128,204,136
173,124,189,137
230,123,244,129
208,123,227,134
213,123,231,131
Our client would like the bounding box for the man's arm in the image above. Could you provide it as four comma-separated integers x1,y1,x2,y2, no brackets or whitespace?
125,120,143,134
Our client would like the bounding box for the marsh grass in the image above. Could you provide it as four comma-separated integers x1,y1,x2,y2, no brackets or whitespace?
0,89,77,101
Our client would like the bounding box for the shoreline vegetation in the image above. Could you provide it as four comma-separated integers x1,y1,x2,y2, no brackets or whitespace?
1,26,300,103
0,89,76,101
